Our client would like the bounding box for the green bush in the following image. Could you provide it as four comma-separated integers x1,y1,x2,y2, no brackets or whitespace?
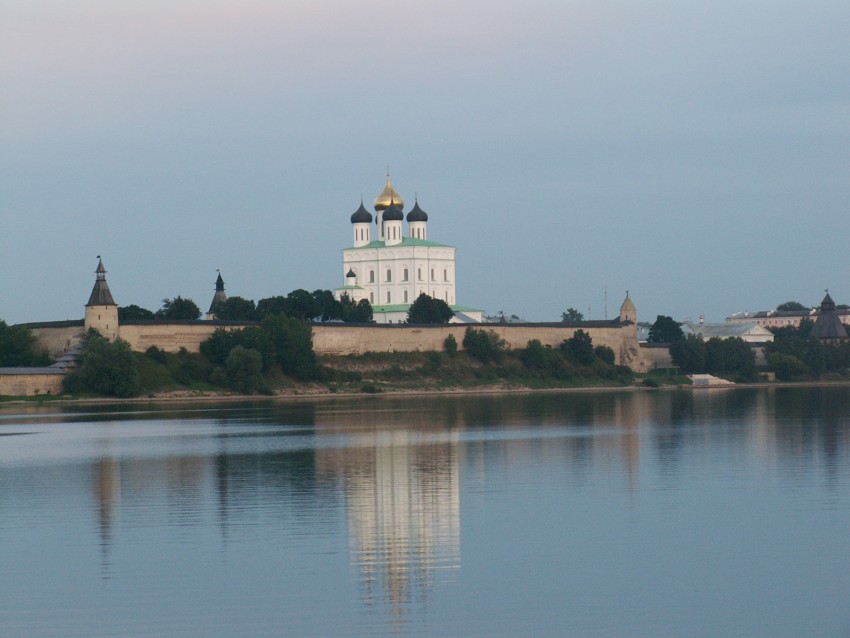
74,331,141,397
560,330,595,366
226,346,264,394
463,327,507,364
768,353,808,381
594,345,615,366
444,334,458,355
145,345,167,364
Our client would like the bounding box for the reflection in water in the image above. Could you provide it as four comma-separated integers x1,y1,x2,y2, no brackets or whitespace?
2,388,849,637
94,458,120,575
321,429,460,619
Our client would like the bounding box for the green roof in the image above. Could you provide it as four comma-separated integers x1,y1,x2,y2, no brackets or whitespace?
348,237,452,250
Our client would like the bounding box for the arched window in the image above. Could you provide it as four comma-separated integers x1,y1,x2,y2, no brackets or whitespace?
386,291,391,303
403,268,409,282
418,268,422,281
444,269,448,281
403,290,408,303
386,270,392,283
370,292,374,303
431,268,435,281
369,271,375,283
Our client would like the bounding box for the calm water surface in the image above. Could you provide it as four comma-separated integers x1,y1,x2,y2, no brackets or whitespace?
1,387,849,637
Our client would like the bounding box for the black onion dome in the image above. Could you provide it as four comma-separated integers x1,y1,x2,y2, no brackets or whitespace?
382,202,404,221
350,202,373,224
406,200,428,222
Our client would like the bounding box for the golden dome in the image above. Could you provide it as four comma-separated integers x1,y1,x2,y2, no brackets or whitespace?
373,175,404,212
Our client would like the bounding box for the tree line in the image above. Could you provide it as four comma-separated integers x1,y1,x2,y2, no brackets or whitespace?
646,314,850,382
118,289,373,323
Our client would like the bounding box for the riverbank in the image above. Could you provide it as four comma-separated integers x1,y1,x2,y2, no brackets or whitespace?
4,377,850,409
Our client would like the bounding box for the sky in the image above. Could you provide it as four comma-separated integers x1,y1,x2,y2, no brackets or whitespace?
2,0,848,326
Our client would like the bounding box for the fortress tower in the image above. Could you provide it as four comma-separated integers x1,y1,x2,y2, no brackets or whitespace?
206,271,227,320
619,292,636,324
84,257,118,340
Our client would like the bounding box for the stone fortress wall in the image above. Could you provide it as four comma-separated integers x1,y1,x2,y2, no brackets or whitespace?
312,322,645,370
0,370,65,396
26,319,648,370
8,317,650,397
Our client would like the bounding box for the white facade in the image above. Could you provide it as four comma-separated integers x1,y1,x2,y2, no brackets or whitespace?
341,243,457,308
335,177,481,324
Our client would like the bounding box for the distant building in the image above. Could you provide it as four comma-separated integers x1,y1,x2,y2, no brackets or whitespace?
810,292,848,342
334,174,482,324
684,321,774,344
727,299,850,330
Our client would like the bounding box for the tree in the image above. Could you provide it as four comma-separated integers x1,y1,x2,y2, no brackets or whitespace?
768,352,808,381
594,345,615,365
407,293,453,324
156,296,201,320
561,307,584,323
73,330,140,397
312,289,342,322
201,326,272,370
282,289,320,321
0,320,50,367
462,327,507,364
339,295,373,323
776,301,808,312
560,329,595,365
256,296,288,319
769,335,826,377
648,315,684,343
670,334,706,373
521,339,550,369
213,296,258,321
260,314,318,380
705,337,757,381
118,304,155,321
226,346,264,394
443,334,458,355
200,328,240,366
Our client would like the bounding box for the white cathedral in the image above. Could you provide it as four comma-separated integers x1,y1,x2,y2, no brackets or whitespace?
334,175,482,324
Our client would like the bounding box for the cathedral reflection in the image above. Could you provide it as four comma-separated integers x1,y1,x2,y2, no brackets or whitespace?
313,420,461,618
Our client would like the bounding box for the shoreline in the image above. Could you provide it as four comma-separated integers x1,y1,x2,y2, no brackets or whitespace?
3,378,850,409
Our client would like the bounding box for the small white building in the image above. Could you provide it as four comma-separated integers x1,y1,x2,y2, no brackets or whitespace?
684,322,774,344
335,175,482,324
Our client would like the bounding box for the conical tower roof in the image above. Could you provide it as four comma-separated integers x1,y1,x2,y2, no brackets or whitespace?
86,257,116,306
208,270,227,314
811,290,848,340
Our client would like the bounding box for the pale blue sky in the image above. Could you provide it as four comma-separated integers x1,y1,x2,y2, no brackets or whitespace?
2,1,848,325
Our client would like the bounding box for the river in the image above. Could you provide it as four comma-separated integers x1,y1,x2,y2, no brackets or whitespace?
1,387,848,636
